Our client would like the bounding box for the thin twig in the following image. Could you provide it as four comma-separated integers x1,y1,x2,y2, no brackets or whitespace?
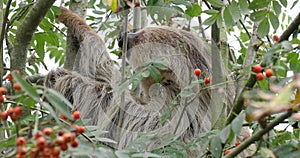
117,10,129,143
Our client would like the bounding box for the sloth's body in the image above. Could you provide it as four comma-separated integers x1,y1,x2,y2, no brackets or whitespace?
46,7,212,151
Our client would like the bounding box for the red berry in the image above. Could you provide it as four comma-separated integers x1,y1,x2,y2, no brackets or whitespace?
7,107,14,116
17,146,27,155
256,72,264,81
0,111,8,121
77,126,85,134
16,137,27,146
29,148,39,158
61,114,68,120
14,83,21,90
52,148,60,156
194,69,201,76
0,87,6,94
204,77,210,84
43,127,53,136
42,147,52,157
5,74,13,81
14,106,22,116
72,111,80,120
34,131,43,139
235,141,241,146
0,95,5,103
11,113,19,121
70,139,79,148
225,149,231,155
57,130,64,136
36,137,46,147
63,132,75,143
252,64,262,73
60,143,68,151
265,69,273,77
273,35,280,42
54,136,65,145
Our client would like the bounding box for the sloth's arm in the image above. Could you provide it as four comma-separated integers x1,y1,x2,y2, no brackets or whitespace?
57,7,114,83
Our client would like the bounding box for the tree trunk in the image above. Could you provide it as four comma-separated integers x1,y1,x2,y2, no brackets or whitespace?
11,0,56,73
211,3,227,130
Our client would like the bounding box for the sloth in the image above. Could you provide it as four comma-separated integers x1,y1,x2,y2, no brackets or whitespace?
45,7,216,152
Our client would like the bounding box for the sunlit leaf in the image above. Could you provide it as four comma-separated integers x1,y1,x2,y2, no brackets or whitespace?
223,7,234,28
203,13,220,26
269,12,279,31
249,0,271,10
272,1,281,15
239,0,249,14
185,3,202,17
207,0,224,8
148,65,162,82
257,18,270,38
279,0,287,7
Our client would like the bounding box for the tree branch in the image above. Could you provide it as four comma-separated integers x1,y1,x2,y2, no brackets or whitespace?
0,0,12,86
11,0,56,73
279,13,300,42
224,111,293,158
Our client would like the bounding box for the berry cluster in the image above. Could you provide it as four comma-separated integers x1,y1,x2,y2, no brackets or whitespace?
0,106,22,121
15,111,85,158
252,64,273,81
193,68,210,84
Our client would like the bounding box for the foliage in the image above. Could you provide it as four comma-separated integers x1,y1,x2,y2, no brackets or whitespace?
1,0,300,157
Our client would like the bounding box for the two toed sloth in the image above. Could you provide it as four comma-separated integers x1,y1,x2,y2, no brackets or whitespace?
45,7,234,151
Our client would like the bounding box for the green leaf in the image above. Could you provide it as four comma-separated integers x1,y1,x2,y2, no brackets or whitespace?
160,109,171,125
203,9,219,15
142,70,150,78
223,7,234,28
228,1,241,22
185,3,202,17
132,152,161,158
272,1,281,15
288,53,300,72
11,73,39,99
41,102,61,123
249,0,271,10
95,137,117,144
250,10,268,22
219,125,231,143
152,61,169,70
269,12,279,31
231,111,245,135
203,13,220,26
148,66,162,82
207,0,224,8
117,81,130,93
210,135,222,158
45,92,73,120
172,0,192,8
179,90,194,98
279,0,287,7
239,0,249,14
257,18,270,38
35,36,45,59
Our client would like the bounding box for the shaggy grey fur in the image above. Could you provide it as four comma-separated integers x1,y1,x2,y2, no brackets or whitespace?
45,7,214,151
